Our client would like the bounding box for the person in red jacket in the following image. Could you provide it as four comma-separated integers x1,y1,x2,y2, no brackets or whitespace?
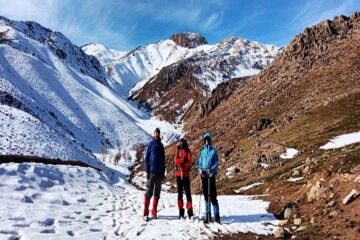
174,138,193,219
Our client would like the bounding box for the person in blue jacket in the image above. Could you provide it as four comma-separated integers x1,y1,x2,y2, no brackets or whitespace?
143,128,166,221
198,132,220,224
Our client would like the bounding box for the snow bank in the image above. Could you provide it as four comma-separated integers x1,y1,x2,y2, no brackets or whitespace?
280,148,299,159
287,177,304,182
320,131,360,149
233,182,264,193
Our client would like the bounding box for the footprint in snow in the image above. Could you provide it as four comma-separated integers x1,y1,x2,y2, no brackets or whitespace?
89,228,102,232
58,220,72,224
74,211,82,215
0,230,19,235
77,198,86,203
40,229,55,234
84,215,92,219
38,218,55,227
136,227,145,236
67,230,75,237
9,217,25,221
13,223,30,228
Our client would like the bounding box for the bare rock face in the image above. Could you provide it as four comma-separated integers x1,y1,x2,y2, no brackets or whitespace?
170,32,208,49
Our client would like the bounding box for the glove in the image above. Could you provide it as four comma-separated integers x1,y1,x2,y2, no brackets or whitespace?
146,172,150,180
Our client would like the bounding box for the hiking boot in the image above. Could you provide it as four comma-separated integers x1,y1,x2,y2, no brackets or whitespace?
151,197,159,218
187,209,193,219
215,213,221,224
179,208,185,219
203,213,211,224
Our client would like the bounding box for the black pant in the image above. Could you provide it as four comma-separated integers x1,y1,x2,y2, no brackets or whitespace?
201,176,218,206
177,176,192,203
145,173,162,199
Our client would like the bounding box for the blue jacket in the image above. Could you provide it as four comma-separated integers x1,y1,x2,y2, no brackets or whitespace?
144,138,165,175
198,144,219,177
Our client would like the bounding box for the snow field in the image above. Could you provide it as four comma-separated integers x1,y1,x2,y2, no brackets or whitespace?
0,162,278,240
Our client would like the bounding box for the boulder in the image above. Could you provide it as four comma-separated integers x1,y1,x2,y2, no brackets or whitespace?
326,200,336,208
343,189,359,205
284,208,292,219
273,227,285,238
307,181,324,202
354,175,360,183
294,218,302,226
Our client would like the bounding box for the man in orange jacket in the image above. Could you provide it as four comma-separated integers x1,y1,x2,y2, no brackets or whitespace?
174,138,193,219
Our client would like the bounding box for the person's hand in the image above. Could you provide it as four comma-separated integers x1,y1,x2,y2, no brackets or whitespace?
146,172,150,180
206,168,211,175
199,169,202,175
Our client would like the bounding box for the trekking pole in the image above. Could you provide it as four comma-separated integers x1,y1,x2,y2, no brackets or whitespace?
198,174,202,219
208,173,211,222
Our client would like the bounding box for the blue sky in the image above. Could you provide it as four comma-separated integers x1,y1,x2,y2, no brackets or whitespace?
0,0,359,50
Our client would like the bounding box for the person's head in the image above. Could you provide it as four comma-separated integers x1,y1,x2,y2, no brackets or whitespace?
154,128,161,140
178,138,188,149
203,132,212,146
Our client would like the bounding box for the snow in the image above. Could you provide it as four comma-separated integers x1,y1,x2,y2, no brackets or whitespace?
83,40,215,97
287,177,304,182
320,131,360,149
0,161,278,239
0,18,183,163
83,37,281,97
233,182,265,194
280,148,299,159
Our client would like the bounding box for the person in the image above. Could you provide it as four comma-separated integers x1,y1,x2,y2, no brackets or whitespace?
198,132,220,224
143,128,166,221
174,138,193,219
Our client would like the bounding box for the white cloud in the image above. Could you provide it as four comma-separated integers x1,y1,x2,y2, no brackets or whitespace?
288,0,359,28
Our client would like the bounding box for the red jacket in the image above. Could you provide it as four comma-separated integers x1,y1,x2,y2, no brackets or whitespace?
174,148,192,177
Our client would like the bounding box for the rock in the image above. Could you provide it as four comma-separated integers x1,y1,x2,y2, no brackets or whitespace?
307,181,323,202
296,226,307,232
343,189,359,205
279,219,288,226
311,217,315,225
303,165,311,174
294,218,302,226
329,211,338,217
273,227,285,238
284,208,292,219
293,169,300,177
354,175,360,183
327,200,336,208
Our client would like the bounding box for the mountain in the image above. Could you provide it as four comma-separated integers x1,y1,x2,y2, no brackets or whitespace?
174,12,360,240
0,16,182,166
82,35,214,97
84,33,281,123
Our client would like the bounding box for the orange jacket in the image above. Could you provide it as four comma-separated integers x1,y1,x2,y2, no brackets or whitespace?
174,148,192,177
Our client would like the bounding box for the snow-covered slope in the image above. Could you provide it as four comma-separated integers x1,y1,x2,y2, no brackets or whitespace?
83,39,214,96
0,160,278,239
0,16,181,164
188,37,281,92
83,32,282,96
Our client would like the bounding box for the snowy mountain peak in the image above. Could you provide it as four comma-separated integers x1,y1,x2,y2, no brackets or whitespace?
0,16,107,85
170,32,208,49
